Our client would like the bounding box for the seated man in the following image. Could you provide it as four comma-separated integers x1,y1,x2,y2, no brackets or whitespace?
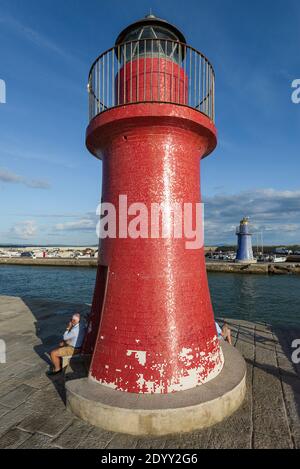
48,313,85,375
216,321,232,345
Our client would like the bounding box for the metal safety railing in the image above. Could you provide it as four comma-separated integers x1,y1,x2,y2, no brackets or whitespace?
88,39,215,123
236,226,252,235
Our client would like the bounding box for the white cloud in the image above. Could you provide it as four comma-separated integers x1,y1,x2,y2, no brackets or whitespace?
0,168,50,189
203,188,300,245
55,219,96,232
11,220,38,239
4,188,299,245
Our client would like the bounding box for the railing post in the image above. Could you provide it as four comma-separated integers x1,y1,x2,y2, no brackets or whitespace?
130,41,133,103
117,45,120,107
136,40,139,103
112,49,114,107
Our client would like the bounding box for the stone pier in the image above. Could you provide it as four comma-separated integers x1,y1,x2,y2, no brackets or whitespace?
1,258,300,275
0,295,299,448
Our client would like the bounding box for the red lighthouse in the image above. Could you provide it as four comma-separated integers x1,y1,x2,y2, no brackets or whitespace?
68,14,246,435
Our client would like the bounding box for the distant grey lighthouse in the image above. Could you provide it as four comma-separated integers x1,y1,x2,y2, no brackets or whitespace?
235,217,256,264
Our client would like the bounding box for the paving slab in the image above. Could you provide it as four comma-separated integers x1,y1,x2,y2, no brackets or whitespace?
36,408,74,438
17,412,52,434
207,326,254,449
175,430,210,449
106,433,138,449
0,378,24,398
0,428,32,449
17,433,57,449
52,418,92,449
76,427,116,449
252,326,293,448
0,362,37,383
0,404,10,418
272,327,300,448
0,404,32,436
0,384,36,409
135,436,167,449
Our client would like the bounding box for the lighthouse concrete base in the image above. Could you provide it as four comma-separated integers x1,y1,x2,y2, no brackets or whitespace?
65,342,246,436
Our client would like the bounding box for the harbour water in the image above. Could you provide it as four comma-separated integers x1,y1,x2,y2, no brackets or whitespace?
0,265,299,326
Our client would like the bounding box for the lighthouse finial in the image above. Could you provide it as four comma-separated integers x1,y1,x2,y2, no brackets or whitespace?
145,8,155,18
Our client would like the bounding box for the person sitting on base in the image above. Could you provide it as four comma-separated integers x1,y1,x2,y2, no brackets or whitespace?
48,313,85,375
215,321,232,345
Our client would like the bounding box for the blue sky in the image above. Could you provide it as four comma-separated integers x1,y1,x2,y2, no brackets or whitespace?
0,0,300,246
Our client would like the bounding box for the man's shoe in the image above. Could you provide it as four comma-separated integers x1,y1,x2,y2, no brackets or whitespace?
47,369,62,376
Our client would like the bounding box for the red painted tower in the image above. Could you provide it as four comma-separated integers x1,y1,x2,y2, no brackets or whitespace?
83,14,223,394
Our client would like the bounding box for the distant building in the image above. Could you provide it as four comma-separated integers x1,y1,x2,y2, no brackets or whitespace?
274,247,292,255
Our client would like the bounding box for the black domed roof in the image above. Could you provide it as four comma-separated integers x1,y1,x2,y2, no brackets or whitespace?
115,14,186,46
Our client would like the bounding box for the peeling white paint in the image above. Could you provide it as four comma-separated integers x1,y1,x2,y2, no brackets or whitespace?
178,347,193,362
126,350,147,366
136,374,162,394
151,361,167,378
136,373,145,391
166,347,224,393
90,336,224,395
